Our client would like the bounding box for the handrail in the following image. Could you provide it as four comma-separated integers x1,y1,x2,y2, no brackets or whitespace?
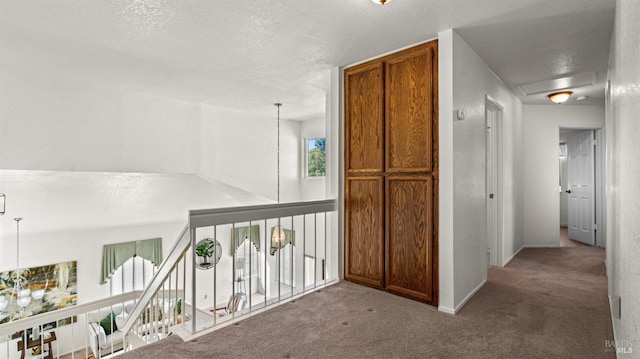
189,199,337,228
119,225,190,335
0,291,142,337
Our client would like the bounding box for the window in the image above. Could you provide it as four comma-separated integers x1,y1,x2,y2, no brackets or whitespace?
110,256,156,295
305,138,326,177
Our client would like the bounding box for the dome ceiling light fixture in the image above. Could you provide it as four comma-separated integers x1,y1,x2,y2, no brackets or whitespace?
371,0,393,5
547,91,573,104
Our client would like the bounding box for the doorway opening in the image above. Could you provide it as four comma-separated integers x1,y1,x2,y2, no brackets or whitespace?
558,127,606,248
486,95,503,267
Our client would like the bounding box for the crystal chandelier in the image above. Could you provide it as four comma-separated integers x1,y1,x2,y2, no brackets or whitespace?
0,217,44,314
271,103,286,250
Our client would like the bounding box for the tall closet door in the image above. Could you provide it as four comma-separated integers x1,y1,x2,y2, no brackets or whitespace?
344,40,438,305
383,43,437,304
344,61,385,288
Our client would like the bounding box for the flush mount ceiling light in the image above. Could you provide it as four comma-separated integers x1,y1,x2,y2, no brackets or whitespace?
547,91,573,104
371,0,393,4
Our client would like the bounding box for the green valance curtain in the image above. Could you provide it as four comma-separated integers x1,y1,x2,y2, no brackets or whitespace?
231,225,261,255
101,238,163,284
270,227,295,255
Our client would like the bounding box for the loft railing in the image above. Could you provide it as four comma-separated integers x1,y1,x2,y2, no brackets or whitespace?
186,199,338,334
0,199,338,358
0,291,143,359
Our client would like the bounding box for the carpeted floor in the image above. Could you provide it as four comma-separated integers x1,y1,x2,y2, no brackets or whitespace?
118,246,614,359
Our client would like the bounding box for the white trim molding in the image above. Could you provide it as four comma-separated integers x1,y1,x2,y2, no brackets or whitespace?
438,279,488,315
503,246,525,267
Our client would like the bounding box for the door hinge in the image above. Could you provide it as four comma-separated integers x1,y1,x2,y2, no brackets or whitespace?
593,224,599,230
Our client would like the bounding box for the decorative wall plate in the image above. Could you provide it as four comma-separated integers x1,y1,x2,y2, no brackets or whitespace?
195,238,222,270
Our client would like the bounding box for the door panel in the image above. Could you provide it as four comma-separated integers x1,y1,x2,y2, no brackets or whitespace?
345,62,385,175
345,177,385,288
385,46,433,173
567,130,595,245
385,176,433,302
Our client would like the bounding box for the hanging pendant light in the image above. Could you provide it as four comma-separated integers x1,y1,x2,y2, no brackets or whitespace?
371,0,393,4
3,217,46,314
271,103,286,249
13,217,32,309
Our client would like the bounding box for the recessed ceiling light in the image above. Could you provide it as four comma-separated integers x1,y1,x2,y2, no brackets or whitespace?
548,91,573,104
371,0,393,4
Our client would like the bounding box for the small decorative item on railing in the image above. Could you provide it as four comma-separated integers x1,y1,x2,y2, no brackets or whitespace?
195,238,222,270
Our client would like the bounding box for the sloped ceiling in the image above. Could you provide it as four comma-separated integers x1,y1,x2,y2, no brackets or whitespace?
0,0,615,118
0,171,271,237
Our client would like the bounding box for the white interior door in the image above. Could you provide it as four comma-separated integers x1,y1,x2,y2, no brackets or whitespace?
567,130,595,245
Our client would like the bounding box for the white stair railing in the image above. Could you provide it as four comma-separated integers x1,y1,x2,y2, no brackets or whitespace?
0,291,142,359
0,199,338,358
187,199,338,334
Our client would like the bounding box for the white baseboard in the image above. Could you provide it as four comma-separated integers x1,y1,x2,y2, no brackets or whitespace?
608,295,620,358
438,306,456,315
523,244,560,248
439,279,487,315
502,246,524,266
560,222,568,227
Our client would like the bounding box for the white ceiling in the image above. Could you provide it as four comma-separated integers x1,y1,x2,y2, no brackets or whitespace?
0,0,615,119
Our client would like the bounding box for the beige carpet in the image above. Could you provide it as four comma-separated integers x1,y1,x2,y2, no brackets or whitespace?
118,247,614,358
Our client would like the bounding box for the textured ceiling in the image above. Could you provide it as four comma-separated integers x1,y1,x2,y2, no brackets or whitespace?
0,0,615,118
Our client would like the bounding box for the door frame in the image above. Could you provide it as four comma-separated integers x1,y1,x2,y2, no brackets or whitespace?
557,126,606,248
485,95,504,267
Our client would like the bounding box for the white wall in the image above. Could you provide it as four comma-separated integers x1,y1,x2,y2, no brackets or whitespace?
0,68,201,173
523,105,604,247
300,117,326,201
0,222,183,304
606,0,640,349
437,30,455,313
200,105,301,202
444,31,524,312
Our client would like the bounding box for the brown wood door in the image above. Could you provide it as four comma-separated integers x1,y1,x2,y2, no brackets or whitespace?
344,40,438,305
385,176,434,302
344,61,385,175
344,177,385,288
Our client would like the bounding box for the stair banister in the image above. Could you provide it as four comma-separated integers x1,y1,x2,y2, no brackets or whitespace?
118,225,190,335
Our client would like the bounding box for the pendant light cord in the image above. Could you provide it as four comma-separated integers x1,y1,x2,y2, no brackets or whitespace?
275,103,282,204
15,217,22,289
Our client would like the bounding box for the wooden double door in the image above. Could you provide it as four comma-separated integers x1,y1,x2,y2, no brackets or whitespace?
344,41,438,305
